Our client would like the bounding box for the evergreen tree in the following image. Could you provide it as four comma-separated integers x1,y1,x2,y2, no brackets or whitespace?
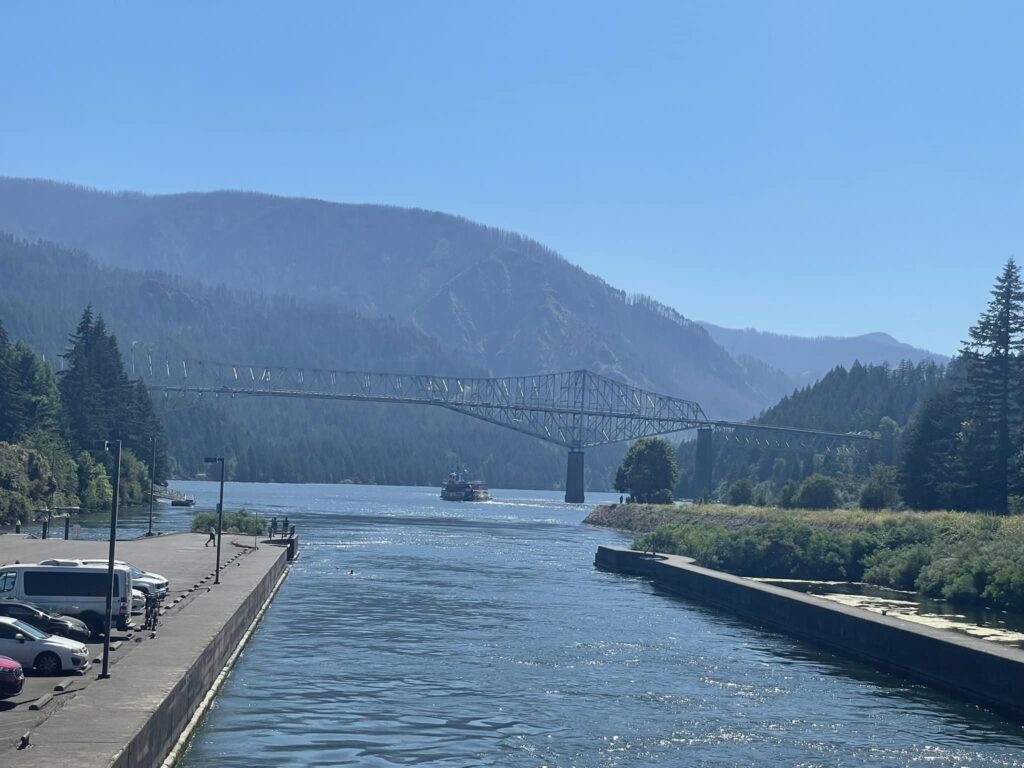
959,259,1024,513
58,307,167,491
899,387,963,509
616,437,680,503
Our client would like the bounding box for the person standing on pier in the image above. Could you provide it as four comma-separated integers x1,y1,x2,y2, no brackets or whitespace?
205,522,217,547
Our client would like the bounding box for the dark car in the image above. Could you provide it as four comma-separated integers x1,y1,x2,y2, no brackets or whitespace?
0,600,91,643
0,655,24,698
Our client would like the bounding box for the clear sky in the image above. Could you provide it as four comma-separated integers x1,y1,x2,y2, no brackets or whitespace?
2,2,1021,355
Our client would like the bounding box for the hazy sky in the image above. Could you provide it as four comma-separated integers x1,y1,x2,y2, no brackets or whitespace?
2,2,1021,355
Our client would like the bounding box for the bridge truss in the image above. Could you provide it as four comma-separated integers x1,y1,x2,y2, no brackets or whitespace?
134,353,878,501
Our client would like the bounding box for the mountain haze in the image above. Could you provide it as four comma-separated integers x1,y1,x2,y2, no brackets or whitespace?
0,178,787,418
699,322,948,385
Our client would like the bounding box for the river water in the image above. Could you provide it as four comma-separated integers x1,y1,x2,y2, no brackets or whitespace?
83,483,1024,766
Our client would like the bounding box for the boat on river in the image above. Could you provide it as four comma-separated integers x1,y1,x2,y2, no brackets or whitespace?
440,467,490,502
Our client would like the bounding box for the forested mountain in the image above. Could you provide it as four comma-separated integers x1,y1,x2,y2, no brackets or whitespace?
676,360,947,502
0,178,792,418
700,322,948,384
0,234,624,489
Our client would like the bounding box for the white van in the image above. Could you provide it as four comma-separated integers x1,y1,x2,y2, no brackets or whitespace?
0,564,134,638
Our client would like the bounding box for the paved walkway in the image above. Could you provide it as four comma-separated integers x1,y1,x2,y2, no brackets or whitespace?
0,533,288,765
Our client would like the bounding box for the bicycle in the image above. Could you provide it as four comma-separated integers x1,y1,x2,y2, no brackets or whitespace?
143,592,162,632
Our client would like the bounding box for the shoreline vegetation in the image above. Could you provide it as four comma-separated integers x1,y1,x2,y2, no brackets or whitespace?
584,503,1024,611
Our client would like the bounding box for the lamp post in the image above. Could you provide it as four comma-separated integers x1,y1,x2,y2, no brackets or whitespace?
204,457,225,585
147,436,156,537
100,440,121,680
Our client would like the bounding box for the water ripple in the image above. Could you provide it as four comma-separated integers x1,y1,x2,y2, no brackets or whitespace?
175,484,1024,767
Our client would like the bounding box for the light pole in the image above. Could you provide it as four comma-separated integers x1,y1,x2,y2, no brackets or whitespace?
100,440,121,680
204,457,225,585
147,436,156,537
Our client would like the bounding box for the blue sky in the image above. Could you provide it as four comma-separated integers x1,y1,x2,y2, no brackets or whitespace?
2,2,1021,355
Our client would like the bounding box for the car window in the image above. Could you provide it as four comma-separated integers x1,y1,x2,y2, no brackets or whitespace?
0,624,16,640
12,620,46,639
0,572,15,593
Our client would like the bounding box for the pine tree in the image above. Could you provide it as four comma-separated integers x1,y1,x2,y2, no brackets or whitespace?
959,259,1024,513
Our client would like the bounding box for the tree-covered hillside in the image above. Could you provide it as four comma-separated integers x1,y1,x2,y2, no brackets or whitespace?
676,360,946,503
0,312,163,522
0,234,624,489
0,178,793,418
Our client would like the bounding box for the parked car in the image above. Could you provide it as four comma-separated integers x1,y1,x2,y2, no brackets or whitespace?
0,655,24,698
39,559,169,597
0,617,90,675
0,564,134,638
0,599,90,642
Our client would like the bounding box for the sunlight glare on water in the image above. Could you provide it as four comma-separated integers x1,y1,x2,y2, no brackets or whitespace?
154,482,1024,767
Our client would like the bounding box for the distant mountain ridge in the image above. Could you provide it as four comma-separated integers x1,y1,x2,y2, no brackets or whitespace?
699,322,948,385
0,177,788,418
0,177,940,420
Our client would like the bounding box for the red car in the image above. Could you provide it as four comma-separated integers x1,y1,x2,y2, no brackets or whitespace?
0,656,24,698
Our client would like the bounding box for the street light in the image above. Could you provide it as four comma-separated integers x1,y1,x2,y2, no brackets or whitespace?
146,436,156,537
100,440,121,680
204,457,225,585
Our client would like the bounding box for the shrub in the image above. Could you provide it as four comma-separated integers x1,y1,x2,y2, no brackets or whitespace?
859,465,900,510
795,474,838,509
726,479,754,506
191,508,266,536
777,481,798,509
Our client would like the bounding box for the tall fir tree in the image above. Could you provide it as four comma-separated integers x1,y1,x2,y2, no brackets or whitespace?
959,259,1024,513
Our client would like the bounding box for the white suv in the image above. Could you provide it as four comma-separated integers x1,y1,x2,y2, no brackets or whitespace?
0,616,90,675
39,559,169,598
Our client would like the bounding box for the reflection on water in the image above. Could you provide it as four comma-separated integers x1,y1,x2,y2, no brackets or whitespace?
763,580,1024,649
62,482,1024,766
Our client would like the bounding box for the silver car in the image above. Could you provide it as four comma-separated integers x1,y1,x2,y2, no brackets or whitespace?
0,617,90,675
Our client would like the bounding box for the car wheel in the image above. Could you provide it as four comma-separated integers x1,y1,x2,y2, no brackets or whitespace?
34,652,61,676
80,612,104,640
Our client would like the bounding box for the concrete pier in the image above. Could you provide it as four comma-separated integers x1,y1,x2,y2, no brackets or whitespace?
564,449,585,503
0,533,290,766
596,545,1024,720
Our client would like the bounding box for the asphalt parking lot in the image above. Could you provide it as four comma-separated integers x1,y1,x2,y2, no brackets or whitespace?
0,532,263,750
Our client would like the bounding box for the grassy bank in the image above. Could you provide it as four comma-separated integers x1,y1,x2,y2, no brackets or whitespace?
585,504,1024,611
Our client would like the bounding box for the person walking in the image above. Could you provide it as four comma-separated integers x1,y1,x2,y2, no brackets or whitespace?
205,522,217,547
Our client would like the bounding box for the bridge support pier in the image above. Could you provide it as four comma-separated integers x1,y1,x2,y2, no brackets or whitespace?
564,450,585,504
694,427,713,501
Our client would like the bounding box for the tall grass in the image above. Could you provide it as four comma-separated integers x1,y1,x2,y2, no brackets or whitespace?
622,504,1024,611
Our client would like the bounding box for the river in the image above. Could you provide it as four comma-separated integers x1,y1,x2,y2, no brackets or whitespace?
79,482,1024,765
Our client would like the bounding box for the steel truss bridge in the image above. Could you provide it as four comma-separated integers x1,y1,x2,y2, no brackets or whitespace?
135,355,879,502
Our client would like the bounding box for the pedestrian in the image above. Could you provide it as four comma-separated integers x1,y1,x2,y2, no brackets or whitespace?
270,517,277,539
205,522,216,547
282,515,289,533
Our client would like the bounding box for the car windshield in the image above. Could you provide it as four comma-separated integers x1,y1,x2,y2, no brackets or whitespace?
12,620,48,640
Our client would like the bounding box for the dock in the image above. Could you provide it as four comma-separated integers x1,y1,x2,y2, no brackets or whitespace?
0,532,292,766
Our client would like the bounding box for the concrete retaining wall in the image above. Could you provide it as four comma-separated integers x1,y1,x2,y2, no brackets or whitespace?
596,545,1024,720
114,551,287,768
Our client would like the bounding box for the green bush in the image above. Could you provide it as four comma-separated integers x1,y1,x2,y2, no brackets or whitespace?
191,508,266,536
859,465,900,510
726,479,754,506
795,474,838,509
632,508,1024,611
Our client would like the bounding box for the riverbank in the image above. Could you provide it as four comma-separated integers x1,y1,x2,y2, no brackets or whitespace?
0,533,291,767
595,545,1024,721
584,503,1024,611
